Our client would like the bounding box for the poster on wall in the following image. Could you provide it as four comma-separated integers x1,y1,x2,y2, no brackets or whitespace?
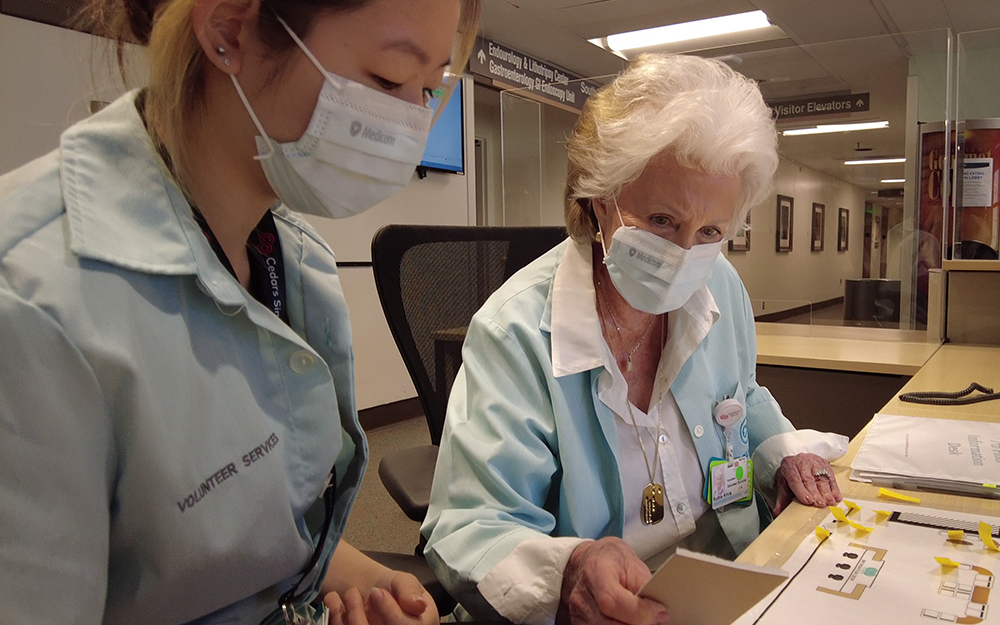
776,195,794,253
838,208,849,252
811,203,826,252
730,212,750,252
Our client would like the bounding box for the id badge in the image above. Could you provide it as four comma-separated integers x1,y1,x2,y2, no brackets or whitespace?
706,456,753,510
283,603,329,625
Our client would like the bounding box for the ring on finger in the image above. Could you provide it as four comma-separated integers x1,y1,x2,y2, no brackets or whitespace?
813,469,830,479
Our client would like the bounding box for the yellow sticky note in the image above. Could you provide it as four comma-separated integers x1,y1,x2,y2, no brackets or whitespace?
878,487,921,503
979,522,1000,552
935,556,961,568
875,510,892,521
848,520,874,533
985,483,998,489
948,530,965,542
843,500,862,515
816,526,831,540
830,506,849,523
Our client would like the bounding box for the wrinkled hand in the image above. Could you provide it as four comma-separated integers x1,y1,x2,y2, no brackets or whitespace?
773,452,842,515
323,570,437,625
557,537,669,625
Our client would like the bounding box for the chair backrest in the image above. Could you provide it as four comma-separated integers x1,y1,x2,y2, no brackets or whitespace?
371,225,567,445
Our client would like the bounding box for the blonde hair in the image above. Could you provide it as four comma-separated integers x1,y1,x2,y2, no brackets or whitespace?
564,53,778,243
81,0,481,189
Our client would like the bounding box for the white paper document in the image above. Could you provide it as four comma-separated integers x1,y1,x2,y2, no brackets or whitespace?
851,414,1000,498
639,548,787,625
733,500,1000,625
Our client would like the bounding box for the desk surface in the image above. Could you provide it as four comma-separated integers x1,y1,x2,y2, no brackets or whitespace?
754,323,941,375
738,343,1000,569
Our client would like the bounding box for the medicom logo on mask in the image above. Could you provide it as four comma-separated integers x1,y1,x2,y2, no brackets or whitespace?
630,247,663,269
349,120,397,147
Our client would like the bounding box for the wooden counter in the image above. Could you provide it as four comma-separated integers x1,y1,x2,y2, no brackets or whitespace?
755,323,941,375
739,343,1000,570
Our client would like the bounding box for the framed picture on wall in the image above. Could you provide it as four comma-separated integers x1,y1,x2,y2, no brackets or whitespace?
811,203,825,252
838,207,850,251
729,212,750,252
775,195,793,252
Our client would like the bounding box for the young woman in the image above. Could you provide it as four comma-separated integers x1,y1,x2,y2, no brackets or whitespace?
0,0,479,623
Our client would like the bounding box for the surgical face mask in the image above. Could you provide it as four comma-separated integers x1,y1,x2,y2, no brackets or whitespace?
600,200,722,314
231,17,433,219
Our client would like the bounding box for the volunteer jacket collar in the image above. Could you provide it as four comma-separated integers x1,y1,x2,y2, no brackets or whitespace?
60,90,247,306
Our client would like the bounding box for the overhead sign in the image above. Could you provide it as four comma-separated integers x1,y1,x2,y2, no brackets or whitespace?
767,93,870,120
470,37,601,112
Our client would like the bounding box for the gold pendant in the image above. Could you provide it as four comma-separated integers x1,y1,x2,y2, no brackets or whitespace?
642,482,664,525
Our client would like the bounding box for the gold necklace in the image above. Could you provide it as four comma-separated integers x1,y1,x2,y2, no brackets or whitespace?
595,279,657,372
621,314,669,524
596,284,669,525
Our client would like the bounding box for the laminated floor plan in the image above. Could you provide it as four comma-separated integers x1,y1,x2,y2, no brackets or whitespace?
737,501,999,625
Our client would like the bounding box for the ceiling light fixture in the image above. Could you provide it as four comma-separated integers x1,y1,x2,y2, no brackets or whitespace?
844,157,906,165
592,10,771,52
782,121,889,136
881,178,906,183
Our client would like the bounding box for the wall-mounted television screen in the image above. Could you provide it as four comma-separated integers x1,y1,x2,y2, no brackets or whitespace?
419,80,464,174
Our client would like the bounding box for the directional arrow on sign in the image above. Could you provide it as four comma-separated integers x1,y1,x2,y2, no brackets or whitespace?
477,48,486,64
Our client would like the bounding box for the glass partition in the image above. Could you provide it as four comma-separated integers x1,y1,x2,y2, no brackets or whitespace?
488,29,954,341
954,29,1000,261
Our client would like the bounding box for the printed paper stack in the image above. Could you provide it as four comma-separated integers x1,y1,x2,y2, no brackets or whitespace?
851,414,1000,499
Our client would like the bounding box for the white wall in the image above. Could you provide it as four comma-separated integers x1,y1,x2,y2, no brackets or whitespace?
0,14,146,176
725,159,867,315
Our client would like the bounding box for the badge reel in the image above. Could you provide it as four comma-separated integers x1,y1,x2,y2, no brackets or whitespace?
703,397,753,510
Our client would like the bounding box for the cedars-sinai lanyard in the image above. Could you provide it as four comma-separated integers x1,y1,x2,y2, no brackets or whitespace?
192,207,336,623
191,206,290,325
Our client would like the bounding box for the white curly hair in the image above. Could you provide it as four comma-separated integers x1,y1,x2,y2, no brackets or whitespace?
564,53,778,242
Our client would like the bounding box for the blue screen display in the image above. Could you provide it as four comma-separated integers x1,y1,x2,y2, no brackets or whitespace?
420,81,464,173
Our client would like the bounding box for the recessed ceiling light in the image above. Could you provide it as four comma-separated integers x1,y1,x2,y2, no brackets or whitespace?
881,178,905,183
591,11,772,52
844,157,906,165
782,121,889,136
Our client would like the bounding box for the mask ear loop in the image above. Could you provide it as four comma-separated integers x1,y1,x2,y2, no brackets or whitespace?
598,196,626,257
275,16,332,82
612,197,627,227
230,74,275,161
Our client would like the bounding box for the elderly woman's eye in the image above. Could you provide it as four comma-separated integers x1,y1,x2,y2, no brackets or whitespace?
651,215,672,227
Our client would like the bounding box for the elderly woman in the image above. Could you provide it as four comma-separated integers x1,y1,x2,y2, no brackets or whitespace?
420,53,849,625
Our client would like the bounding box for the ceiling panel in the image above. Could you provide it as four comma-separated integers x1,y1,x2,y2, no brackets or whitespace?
878,0,953,33
479,0,627,79
942,0,1000,34
535,0,759,39
750,0,896,43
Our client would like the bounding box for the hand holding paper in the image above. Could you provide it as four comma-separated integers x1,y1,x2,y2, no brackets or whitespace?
558,537,669,625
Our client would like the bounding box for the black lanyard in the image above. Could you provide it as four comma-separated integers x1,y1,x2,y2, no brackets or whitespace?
192,207,290,325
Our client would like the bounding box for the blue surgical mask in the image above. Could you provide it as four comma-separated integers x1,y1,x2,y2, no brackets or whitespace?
601,199,722,314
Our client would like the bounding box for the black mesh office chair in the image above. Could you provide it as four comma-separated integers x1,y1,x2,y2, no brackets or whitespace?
371,224,568,525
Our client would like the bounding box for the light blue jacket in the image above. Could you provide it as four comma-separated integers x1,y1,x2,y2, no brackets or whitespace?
422,240,794,619
0,92,365,624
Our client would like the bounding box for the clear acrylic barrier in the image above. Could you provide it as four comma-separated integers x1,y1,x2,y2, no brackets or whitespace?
487,30,952,338
953,29,1000,261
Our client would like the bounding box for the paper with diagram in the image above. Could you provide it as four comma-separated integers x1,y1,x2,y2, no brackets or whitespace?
734,500,1000,625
